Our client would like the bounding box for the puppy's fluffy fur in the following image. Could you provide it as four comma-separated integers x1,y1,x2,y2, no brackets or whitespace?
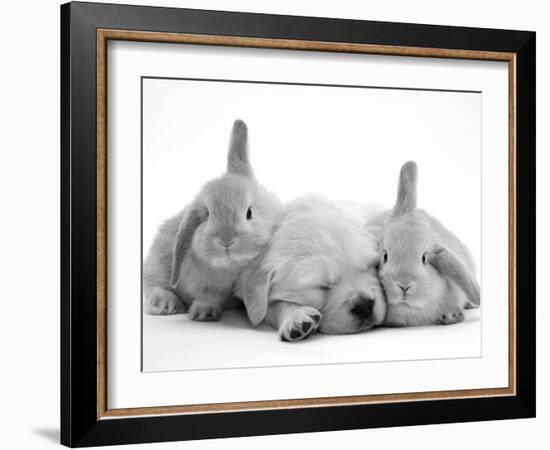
236,196,386,342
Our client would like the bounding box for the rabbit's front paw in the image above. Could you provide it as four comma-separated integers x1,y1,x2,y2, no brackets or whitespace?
189,302,222,321
436,310,464,325
279,307,322,342
146,287,185,315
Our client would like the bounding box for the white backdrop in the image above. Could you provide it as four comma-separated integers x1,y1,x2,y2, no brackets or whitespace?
142,77,482,267
0,0,547,449
141,74,485,373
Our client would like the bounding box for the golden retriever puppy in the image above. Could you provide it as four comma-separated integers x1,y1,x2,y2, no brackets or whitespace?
236,196,386,342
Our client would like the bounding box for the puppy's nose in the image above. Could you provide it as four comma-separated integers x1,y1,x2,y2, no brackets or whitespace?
351,296,375,319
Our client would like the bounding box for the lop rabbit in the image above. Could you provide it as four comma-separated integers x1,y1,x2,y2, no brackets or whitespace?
144,120,282,321
368,161,480,327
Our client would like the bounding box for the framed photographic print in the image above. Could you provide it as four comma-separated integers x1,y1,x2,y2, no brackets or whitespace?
60,1,536,447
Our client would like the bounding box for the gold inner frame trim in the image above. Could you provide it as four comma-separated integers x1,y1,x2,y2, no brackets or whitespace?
96,28,517,420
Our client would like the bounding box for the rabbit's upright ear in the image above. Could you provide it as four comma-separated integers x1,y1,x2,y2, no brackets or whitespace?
392,161,418,217
428,246,481,306
170,205,207,288
227,119,253,178
241,262,273,326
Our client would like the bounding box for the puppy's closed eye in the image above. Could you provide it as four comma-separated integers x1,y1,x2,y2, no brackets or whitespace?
319,281,337,291
357,263,378,274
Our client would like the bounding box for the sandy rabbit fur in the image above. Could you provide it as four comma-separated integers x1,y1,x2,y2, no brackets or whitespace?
367,161,480,327
143,120,282,321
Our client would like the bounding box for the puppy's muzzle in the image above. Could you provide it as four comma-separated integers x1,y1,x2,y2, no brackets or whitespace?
350,296,375,321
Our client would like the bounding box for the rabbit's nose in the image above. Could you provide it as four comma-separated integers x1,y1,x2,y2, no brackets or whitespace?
216,238,234,249
397,283,413,293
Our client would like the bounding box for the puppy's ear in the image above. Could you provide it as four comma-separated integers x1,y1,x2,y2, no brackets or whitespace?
241,263,273,326
363,225,384,266
170,205,207,288
428,245,480,306
392,161,418,217
365,225,383,244
227,119,253,178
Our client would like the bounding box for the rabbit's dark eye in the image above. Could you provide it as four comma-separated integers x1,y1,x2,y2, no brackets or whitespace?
422,253,427,264
246,207,253,220
383,251,388,263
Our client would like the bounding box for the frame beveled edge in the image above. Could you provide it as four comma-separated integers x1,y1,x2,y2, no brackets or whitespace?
96,28,517,421
97,28,516,61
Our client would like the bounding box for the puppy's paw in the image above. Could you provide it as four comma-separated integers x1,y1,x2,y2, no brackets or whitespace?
436,310,464,325
146,288,186,315
189,302,222,322
279,307,322,342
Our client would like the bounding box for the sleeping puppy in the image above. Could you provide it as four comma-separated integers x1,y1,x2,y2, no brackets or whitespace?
236,196,386,342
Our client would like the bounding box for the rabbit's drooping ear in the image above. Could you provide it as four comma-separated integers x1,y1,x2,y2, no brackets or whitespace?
241,263,273,326
392,161,418,217
428,246,481,306
170,205,207,288
227,119,253,178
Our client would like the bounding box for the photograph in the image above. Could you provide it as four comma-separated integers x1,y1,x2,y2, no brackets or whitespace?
141,77,482,372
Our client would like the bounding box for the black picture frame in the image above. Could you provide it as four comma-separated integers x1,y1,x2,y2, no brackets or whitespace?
61,1,536,447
